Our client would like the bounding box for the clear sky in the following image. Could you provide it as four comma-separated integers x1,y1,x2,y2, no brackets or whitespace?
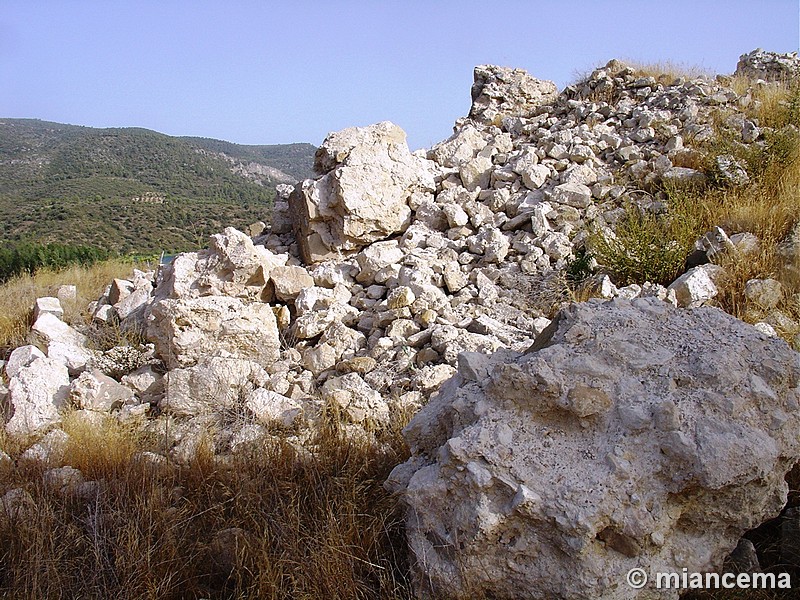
1,1,797,150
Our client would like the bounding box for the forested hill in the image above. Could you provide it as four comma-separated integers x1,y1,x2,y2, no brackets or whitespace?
0,119,316,254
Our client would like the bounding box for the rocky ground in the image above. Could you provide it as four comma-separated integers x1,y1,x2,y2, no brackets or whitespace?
3,48,800,599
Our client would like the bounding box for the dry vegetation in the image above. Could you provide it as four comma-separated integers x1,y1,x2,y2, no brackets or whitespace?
0,414,412,599
0,259,150,357
590,77,800,348
626,59,714,83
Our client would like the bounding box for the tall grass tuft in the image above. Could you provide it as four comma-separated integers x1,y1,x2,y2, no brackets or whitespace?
0,414,412,599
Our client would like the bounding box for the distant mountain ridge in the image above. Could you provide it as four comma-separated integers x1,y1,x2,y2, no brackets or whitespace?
0,118,316,254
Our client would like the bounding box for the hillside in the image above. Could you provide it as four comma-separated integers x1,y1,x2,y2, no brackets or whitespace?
0,119,316,254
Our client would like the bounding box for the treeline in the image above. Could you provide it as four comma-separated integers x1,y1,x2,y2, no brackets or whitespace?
0,242,110,282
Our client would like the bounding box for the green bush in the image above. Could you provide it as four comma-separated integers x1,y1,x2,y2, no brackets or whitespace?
591,194,703,287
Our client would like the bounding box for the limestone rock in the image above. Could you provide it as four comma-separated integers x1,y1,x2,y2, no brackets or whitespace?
33,297,63,320
668,264,723,308
321,373,390,426
428,125,488,168
43,466,85,495
744,278,784,310
715,154,749,186
551,182,593,208
5,357,70,438
121,365,163,401
0,488,36,526
469,65,558,125
459,155,493,191
70,369,136,412
662,167,706,186
519,163,550,190
114,288,151,324
293,302,359,339
56,284,77,302
147,296,280,369
269,265,314,301
302,343,339,376
109,279,135,305
19,429,69,465
356,240,404,284
155,227,286,301
245,389,303,427
162,357,268,417
390,298,800,599
735,49,800,82
5,345,46,379
290,122,436,263
30,312,92,371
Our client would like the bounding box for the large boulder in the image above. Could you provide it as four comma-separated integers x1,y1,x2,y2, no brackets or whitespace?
428,124,489,168
161,357,268,417
289,121,436,263
29,313,92,372
69,369,136,412
155,227,287,301
468,65,558,126
388,298,800,599
147,296,280,369
5,345,46,379
4,357,70,438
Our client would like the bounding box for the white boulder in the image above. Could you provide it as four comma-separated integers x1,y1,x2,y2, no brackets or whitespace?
4,357,70,438
390,298,800,599
147,296,280,369
289,122,436,263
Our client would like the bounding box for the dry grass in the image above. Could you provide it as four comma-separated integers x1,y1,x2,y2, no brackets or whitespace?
0,259,147,356
0,412,412,600
591,77,800,349
626,59,713,84
705,87,800,340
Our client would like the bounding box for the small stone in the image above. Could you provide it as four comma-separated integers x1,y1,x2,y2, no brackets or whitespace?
33,297,63,320
744,278,784,310
337,356,378,375
550,182,592,208
668,265,723,308
270,266,315,302
56,285,77,302
387,286,416,309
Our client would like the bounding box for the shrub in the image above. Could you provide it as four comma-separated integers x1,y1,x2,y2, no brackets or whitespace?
591,192,705,287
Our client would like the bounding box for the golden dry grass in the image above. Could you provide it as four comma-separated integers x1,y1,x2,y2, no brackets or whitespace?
625,59,713,84
0,259,148,356
704,88,800,339
0,412,412,600
590,77,800,350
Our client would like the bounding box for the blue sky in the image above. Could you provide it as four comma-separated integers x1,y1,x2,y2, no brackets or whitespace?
1,1,797,150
